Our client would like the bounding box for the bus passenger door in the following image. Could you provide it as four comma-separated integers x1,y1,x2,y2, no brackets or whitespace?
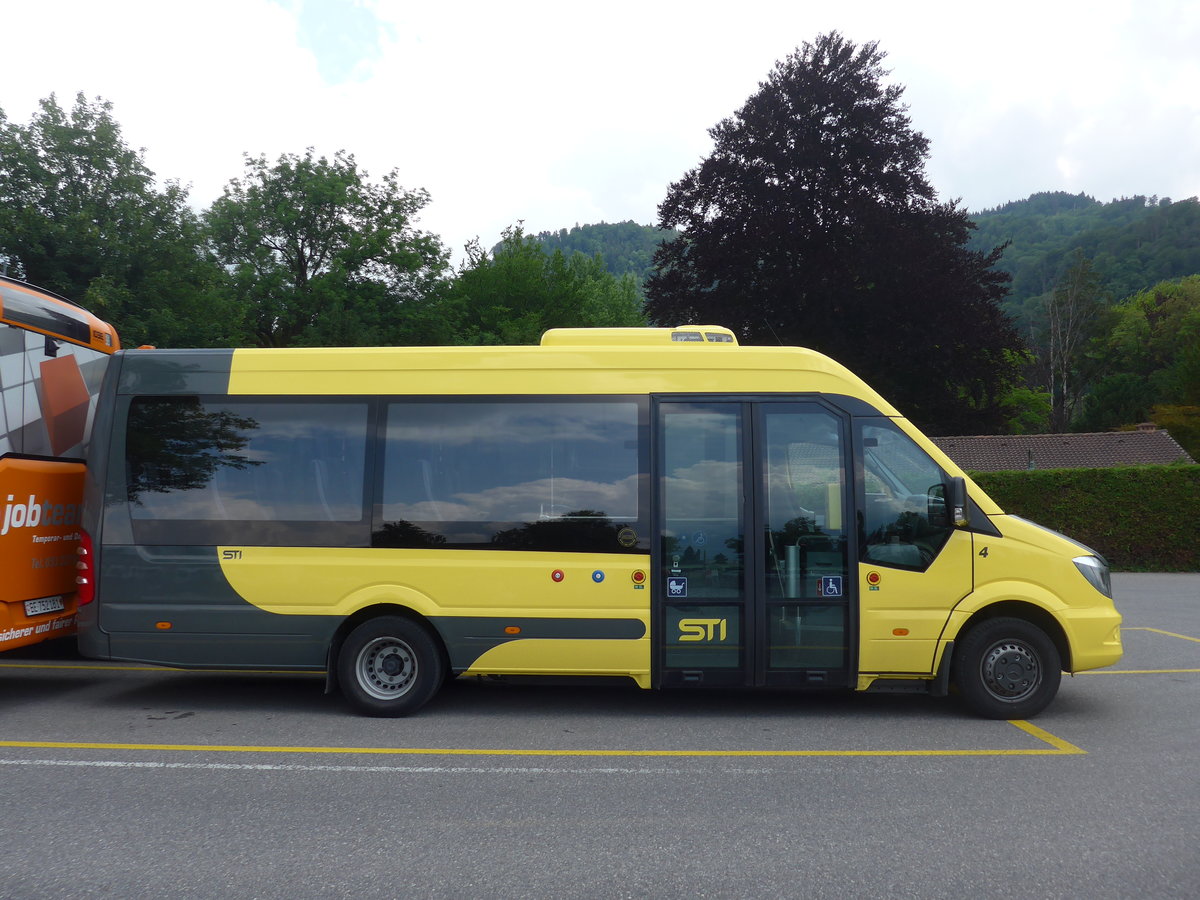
654,400,853,689
756,403,852,687
656,402,747,687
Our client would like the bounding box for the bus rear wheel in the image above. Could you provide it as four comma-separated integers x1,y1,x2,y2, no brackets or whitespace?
953,617,1061,719
337,616,444,717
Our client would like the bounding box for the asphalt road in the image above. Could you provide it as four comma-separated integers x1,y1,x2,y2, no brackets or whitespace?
0,573,1196,899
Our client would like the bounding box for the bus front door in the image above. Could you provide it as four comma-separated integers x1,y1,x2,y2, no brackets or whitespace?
655,400,853,689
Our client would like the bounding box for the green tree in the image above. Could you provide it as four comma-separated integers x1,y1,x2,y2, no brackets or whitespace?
1074,275,1200,431
1039,251,1109,430
1000,385,1052,434
205,149,448,347
1073,373,1154,431
645,33,1021,434
0,92,241,347
444,225,646,344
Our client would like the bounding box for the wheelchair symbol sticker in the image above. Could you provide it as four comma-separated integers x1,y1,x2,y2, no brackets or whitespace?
818,576,843,598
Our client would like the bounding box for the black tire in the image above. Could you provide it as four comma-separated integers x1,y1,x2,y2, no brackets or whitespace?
953,617,1062,719
336,615,445,717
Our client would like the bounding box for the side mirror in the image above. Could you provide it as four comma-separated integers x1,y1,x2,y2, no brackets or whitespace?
949,476,969,528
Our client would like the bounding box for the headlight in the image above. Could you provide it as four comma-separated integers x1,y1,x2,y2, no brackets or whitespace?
1073,555,1112,599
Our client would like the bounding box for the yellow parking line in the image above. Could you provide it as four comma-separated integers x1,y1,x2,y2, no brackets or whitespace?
1125,627,1200,643
0,720,1082,758
1008,720,1085,754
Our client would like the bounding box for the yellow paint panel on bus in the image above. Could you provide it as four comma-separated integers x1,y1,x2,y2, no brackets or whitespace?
224,344,902,413
217,546,652,622
466,638,652,687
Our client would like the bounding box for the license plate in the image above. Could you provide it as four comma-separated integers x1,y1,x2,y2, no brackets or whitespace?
24,596,65,617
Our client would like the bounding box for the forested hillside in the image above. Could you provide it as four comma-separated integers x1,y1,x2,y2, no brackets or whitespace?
527,221,677,284
527,196,1200,329
968,193,1200,322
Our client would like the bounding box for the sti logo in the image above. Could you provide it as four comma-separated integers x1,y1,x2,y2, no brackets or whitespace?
666,576,688,598
818,576,843,598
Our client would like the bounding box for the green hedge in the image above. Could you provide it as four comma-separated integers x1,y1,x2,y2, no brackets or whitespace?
970,465,1200,572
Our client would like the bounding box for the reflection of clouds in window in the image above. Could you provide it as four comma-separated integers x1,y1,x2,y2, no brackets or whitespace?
664,460,741,519
864,427,934,497
388,404,633,449
668,411,735,441
132,494,324,520
387,474,639,523
383,401,641,529
255,417,361,441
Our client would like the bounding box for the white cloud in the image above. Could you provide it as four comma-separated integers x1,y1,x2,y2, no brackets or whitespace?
4,0,1198,260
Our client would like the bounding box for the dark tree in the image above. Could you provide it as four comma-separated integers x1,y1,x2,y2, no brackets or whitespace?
125,398,261,504
645,33,1022,434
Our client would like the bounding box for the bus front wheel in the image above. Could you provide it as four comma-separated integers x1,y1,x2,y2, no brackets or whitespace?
337,616,445,717
953,617,1062,719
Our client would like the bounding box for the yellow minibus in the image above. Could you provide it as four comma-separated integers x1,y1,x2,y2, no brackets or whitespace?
76,326,1122,717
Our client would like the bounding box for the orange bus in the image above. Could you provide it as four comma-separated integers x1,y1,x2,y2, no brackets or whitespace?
0,274,119,651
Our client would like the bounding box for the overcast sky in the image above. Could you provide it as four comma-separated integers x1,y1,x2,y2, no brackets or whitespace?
5,0,1198,260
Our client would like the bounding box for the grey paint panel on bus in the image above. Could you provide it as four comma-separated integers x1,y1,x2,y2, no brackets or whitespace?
97,545,336,667
116,349,235,396
105,633,329,670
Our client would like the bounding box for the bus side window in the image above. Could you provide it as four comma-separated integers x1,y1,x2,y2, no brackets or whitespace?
859,422,953,571
125,397,368,540
377,399,647,552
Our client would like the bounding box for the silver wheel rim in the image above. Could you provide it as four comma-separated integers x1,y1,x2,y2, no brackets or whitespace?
980,639,1042,703
355,636,417,701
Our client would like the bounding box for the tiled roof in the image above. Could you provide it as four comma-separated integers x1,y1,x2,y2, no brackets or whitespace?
931,429,1196,471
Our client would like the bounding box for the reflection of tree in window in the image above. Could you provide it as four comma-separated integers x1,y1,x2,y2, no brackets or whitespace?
491,510,616,551
372,520,449,549
126,398,261,504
